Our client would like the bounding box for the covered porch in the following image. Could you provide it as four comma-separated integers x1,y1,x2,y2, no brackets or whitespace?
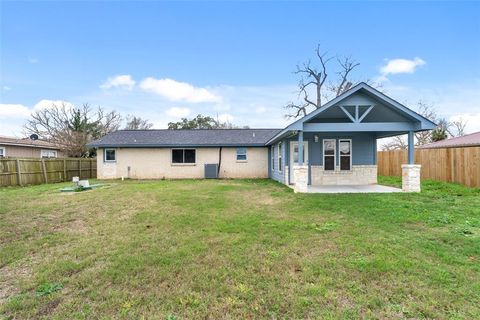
267,83,436,193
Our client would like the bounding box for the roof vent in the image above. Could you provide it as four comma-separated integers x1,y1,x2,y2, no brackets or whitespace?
252,132,255,137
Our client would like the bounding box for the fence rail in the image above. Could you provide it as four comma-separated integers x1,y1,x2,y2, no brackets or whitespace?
0,158,96,187
378,147,480,188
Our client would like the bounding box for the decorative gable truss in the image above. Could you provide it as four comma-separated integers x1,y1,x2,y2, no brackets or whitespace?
267,82,437,144
339,105,374,123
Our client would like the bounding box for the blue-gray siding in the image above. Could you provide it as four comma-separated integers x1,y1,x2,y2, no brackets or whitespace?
269,132,377,184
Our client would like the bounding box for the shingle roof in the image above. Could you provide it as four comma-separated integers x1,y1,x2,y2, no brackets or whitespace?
418,131,480,149
0,135,61,150
86,129,282,148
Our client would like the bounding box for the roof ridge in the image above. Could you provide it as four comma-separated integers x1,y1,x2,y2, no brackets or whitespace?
117,128,282,132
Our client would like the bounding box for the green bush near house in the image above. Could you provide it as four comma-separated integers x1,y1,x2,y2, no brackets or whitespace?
0,177,479,319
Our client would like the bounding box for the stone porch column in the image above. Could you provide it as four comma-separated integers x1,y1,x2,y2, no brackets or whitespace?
402,131,421,192
402,164,421,192
293,165,308,193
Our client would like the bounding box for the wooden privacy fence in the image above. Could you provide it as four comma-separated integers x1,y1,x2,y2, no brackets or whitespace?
378,147,480,188
0,158,97,187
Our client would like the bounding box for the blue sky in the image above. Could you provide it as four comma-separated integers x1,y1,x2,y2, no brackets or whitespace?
1,1,479,136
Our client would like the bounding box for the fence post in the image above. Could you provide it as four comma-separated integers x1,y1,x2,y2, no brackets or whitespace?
63,158,67,181
79,159,82,179
41,159,48,183
16,159,22,186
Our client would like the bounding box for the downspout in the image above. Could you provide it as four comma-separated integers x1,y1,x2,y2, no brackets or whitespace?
217,147,222,178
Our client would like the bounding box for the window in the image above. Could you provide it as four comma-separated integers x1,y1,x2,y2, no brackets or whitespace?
278,142,283,171
41,149,57,158
339,139,352,171
323,139,336,171
104,149,116,162
0,147,5,157
271,146,275,170
236,147,247,161
172,149,196,164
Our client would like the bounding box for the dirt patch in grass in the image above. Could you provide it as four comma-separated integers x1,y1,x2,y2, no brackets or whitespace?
36,297,61,317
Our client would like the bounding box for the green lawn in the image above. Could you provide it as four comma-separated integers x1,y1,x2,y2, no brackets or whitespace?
1,177,479,319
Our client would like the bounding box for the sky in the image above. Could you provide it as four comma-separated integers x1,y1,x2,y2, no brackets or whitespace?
1,1,479,136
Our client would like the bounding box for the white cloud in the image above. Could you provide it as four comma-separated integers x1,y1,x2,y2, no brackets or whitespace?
217,113,234,123
33,99,74,111
100,75,136,90
0,103,31,118
165,107,191,118
28,57,39,64
2,86,11,91
380,57,426,76
0,100,74,136
140,77,222,103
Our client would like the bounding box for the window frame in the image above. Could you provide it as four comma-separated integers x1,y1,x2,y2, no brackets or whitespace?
104,148,116,163
323,139,336,171
278,142,283,172
339,139,352,171
171,148,196,165
0,146,5,157
41,149,57,159
271,146,275,171
236,147,247,162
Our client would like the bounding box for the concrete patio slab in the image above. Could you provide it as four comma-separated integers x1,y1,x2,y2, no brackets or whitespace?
297,184,402,193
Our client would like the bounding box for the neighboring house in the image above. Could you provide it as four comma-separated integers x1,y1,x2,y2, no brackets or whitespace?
419,131,480,149
0,136,64,158
87,83,436,192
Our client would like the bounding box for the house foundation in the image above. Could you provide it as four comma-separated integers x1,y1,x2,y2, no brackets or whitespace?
311,165,377,185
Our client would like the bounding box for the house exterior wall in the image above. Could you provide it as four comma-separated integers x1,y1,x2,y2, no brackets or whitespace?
0,144,64,158
96,147,269,179
269,132,377,186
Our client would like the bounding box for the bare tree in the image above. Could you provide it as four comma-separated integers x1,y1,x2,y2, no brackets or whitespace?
449,118,468,137
25,103,121,157
329,56,360,97
285,44,363,118
124,115,153,130
414,101,437,145
380,101,469,150
381,136,408,150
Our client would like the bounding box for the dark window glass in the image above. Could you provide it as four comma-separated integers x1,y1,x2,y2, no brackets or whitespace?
339,141,351,155
184,149,196,163
105,149,116,161
324,156,335,171
278,142,282,171
236,147,247,161
339,140,351,170
340,156,350,170
271,147,275,170
172,149,183,163
324,140,335,155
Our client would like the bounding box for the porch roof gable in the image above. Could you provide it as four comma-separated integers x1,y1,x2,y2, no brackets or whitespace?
266,82,436,145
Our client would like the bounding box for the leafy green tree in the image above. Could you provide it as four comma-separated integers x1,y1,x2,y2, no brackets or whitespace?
168,114,244,129
431,128,448,142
